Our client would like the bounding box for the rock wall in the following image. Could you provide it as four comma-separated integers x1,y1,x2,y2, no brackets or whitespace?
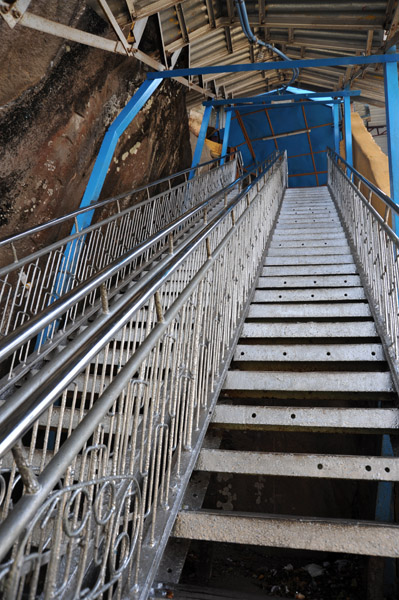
0,3,191,263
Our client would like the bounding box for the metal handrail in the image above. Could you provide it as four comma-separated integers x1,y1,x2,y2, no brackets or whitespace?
0,152,238,249
327,150,399,388
0,151,281,457
0,150,286,581
327,148,399,219
0,161,238,380
0,169,242,362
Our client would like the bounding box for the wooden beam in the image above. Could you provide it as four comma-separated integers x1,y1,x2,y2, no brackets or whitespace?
264,108,279,151
235,111,257,163
301,104,319,186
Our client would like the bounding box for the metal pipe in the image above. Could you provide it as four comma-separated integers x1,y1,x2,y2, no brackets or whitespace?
233,0,299,86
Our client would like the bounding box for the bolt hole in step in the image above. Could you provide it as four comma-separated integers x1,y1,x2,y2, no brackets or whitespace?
284,281,287,284
252,413,257,419
344,293,348,297
326,352,331,356
317,463,323,470
291,414,296,419
371,351,376,356
283,352,287,356
240,351,245,356
385,467,390,473
193,493,198,498
365,465,371,472
167,568,173,574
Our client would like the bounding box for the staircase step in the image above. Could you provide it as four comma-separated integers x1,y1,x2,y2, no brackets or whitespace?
241,321,377,338
173,511,399,557
223,371,393,393
272,232,347,240
262,264,358,276
253,287,365,302
234,343,384,362
270,238,348,248
265,255,354,266
248,303,370,318
211,405,399,432
257,275,361,288
197,449,399,481
268,246,350,256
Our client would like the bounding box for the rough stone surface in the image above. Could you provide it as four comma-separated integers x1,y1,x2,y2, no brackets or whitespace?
0,5,191,265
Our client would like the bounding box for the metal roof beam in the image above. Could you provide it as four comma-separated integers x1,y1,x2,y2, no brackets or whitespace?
175,3,189,44
204,90,361,106
224,99,344,111
217,15,384,31
147,52,399,79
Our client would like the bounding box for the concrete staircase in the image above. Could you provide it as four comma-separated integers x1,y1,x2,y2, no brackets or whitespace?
170,186,399,571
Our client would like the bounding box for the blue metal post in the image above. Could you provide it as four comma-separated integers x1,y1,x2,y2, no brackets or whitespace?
343,94,353,174
220,110,232,166
41,79,162,348
333,103,340,155
75,78,162,232
189,105,212,180
384,46,399,233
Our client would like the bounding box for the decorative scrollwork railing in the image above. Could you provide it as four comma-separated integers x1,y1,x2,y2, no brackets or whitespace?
0,151,286,600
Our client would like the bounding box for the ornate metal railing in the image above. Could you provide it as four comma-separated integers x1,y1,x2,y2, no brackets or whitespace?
328,148,399,388
0,151,286,599
0,158,237,389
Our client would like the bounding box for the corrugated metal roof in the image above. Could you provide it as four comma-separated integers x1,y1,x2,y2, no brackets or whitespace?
140,0,395,107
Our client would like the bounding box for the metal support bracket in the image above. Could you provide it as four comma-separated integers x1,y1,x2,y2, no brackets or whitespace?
0,0,31,28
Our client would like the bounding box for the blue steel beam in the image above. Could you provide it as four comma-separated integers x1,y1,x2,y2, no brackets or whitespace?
384,46,399,233
42,79,162,346
189,105,212,180
224,100,343,112
333,104,340,155
203,90,361,106
343,94,353,172
220,110,232,166
75,79,162,232
147,53,399,80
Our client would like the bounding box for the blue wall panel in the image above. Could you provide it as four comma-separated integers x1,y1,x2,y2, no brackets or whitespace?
221,96,338,186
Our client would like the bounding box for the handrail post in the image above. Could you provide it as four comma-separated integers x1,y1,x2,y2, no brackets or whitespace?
384,45,399,233
189,105,212,180
220,109,232,166
343,93,353,176
333,103,340,155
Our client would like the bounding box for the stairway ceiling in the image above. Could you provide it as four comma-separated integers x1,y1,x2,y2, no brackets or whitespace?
127,0,399,107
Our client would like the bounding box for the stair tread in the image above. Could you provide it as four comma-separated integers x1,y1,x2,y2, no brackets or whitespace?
224,370,393,393
212,405,399,431
265,255,355,266
253,287,365,301
241,321,377,338
234,343,384,362
262,264,358,275
256,275,361,287
197,448,399,481
173,510,399,557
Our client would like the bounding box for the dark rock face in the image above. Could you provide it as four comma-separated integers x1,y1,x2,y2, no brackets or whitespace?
0,4,191,262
